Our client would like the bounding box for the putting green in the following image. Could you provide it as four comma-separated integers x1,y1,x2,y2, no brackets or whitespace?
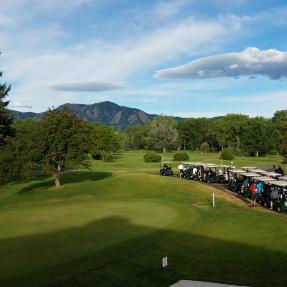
0,200,177,239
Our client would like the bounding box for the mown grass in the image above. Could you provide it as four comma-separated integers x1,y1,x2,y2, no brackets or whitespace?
0,151,286,287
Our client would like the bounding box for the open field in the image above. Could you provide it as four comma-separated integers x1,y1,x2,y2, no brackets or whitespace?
91,150,287,174
0,151,286,287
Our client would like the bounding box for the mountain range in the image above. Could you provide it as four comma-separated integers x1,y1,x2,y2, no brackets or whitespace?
10,101,183,129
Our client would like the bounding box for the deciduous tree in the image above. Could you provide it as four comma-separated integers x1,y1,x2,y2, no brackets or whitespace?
147,115,178,153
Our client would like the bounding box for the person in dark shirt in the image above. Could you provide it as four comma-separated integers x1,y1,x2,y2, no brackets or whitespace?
270,187,279,210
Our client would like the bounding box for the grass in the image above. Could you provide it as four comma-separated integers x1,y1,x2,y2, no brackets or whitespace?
0,150,286,287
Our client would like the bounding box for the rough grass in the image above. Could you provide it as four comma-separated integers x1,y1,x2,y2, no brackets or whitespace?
0,151,286,287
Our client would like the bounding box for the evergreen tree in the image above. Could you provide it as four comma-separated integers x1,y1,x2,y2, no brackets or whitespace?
0,60,13,145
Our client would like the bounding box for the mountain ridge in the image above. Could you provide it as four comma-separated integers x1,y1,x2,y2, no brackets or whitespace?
10,101,183,129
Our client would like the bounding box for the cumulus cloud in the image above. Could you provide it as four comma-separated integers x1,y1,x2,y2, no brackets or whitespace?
154,0,189,19
2,14,241,111
155,47,287,80
52,82,123,92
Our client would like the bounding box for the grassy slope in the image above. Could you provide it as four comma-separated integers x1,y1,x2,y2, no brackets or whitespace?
0,151,286,287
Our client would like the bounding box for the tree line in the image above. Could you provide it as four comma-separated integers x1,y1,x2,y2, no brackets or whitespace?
124,113,287,159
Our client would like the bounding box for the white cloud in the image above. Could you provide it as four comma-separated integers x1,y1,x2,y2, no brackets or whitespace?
154,0,189,19
9,101,32,109
1,14,242,111
52,82,124,92
155,47,287,80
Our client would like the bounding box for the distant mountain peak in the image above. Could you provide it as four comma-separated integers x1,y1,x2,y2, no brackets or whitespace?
10,101,175,129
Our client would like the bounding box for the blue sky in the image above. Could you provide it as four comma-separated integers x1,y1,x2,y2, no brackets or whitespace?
0,0,287,117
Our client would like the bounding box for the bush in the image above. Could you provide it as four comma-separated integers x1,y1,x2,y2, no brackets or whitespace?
230,147,241,157
143,151,161,162
101,151,113,162
221,148,234,160
173,152,189,161
200,142,210,153
92,152,102,160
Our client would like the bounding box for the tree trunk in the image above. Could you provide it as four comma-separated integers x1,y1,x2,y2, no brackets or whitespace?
256,150,259,157
163,147,166,153
54,165,61,189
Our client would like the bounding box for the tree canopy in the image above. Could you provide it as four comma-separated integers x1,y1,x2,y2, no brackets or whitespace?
0,66,13,146
147,115,178,153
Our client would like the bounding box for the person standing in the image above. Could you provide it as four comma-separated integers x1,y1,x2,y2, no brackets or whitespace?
249,182,258,207
178,163,184,179
270,186,278,210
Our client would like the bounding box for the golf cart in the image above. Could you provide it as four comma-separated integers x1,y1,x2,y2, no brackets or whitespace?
216,164,232,183
253,176,276,206
269,181,287,212
180,162,194,179
187,162,206,181
238,172,259,198
203,163,218,183
160,162,174,176
227,169,246,192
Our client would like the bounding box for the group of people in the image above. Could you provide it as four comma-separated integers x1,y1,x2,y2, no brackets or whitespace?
237,177,285,210
177,163,229,183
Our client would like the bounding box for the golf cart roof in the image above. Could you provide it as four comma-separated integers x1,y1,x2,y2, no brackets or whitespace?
241,167,257,170
218,164,231,168
204,163,219,168
229,169,246,173
260,171,281,177
190,162,207,166
240,172,260,177
279,176,287,181
272,181,287,187
254,176,276,182
249,168,267,174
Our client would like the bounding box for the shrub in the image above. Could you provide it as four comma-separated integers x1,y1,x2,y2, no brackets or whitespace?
143,151,161,162
173,152,189,161
92,152,102,160
230,147,241,157
221,148,234,160
101,151,113,162
200,142,210,153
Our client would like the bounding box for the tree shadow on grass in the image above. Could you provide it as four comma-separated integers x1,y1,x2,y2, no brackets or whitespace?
0,216,286,287
18,171,112,194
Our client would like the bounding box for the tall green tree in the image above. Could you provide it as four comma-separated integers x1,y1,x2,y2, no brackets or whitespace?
177,118,209,150
241,117,277,156
90,122,122,156
0,108,91,188
124,125,146,150
0,64,13,146
147,115,178,153
40,108,91,187
279,122,287,161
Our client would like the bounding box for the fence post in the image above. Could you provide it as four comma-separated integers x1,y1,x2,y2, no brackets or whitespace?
213,193,215,207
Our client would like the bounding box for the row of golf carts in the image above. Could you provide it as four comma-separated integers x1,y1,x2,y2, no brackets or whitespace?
160,161,287,212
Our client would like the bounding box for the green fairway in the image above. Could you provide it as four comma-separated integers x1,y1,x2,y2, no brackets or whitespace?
0,151,286,287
